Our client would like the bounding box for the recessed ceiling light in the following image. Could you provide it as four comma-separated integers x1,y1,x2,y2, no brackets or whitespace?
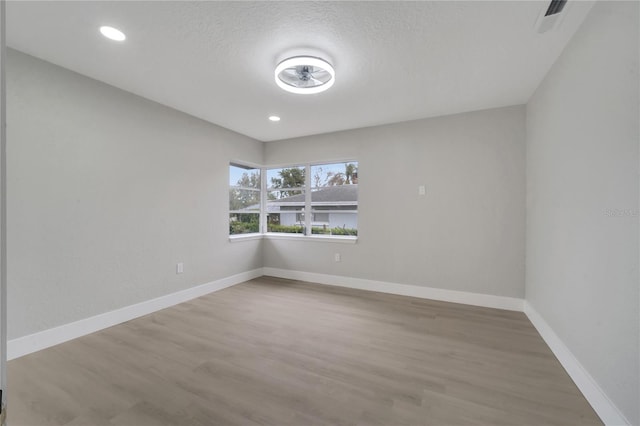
268,115,281,122
275,56,335,95
99,26,126,42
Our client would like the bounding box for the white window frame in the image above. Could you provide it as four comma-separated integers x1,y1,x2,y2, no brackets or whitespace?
229,159,358,243
228,161,262,237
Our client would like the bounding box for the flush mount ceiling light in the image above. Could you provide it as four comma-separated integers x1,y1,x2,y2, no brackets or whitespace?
268,115,281,122
99,26,126,41
274,56,335,95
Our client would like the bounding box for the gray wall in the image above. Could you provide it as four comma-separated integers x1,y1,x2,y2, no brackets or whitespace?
525,2,639,424
6,5,636,420
0,0,7,403
7,49,263,339
264,106,526,298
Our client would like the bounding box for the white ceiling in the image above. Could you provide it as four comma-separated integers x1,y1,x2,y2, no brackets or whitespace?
7,1,594,142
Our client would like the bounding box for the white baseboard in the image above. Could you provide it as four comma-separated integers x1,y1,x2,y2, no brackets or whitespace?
264,268,628,424
524,302,629,426
8,266,626,426
262,267,524,311
7,268,263,360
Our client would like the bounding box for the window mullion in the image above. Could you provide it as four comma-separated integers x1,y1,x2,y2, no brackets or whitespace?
304,164,311,236
260,166,267,234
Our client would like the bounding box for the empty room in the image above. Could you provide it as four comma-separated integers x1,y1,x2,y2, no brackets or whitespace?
0,0,638,425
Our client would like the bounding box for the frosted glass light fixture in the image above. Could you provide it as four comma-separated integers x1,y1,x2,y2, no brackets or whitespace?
275,56,335,95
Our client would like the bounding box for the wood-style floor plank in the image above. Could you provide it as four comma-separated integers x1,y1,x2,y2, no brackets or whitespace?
8,276,601,425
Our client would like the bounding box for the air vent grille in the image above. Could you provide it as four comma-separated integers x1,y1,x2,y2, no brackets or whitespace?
545,0,567,17
535,0,569,33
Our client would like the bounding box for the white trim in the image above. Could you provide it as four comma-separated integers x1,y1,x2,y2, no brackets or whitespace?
264,234,357,244
262,267,523,311
229,186,260,192
268,203,357,209
305,235,357,243
262,158,358,168
304,164,312,235
7,268,263,360
6,264,626,425
229,233,262,242
230,159,262,170
262,268,627,423
267,186,305,192
523,302,630,426
260,161,267,233
229,187,262,192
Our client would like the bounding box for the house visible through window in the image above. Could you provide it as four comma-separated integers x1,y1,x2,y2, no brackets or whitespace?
296,212,330,223
229,163,261,235
229,161,358,238
268,161,358,236
267,166,306,234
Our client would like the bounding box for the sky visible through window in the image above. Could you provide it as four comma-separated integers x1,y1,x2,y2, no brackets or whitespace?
229,163,356,187
230,161,358,236
229,165,258,186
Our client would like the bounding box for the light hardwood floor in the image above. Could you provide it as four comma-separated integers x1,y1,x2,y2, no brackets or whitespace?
9,276,601,425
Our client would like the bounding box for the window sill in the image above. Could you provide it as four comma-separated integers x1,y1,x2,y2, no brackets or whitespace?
229,233,358,244
264,233,358,244
228,233,262,243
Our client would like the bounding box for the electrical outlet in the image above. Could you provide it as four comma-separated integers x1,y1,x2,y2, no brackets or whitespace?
176,262,184,274
418,185,426,196
334,253,341,262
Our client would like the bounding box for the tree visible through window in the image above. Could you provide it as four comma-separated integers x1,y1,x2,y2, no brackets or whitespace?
229,163,261,235
267,166,306,233
268,161,358,236
229,161,358,238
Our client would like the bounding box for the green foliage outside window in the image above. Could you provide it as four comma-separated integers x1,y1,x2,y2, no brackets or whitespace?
311,226,357,236
266,224,304,234
269,168,305,199
229,213,259,235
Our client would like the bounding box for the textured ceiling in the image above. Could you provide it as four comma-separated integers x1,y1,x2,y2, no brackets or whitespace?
7,1,594,141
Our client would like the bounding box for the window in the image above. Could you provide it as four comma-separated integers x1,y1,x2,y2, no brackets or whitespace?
309,162,358,236
266,161,358,236
267,166,306,234
229,163,261,235
229,160,358,238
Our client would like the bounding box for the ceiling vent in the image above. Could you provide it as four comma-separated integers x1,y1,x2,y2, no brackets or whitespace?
535,0,569,33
